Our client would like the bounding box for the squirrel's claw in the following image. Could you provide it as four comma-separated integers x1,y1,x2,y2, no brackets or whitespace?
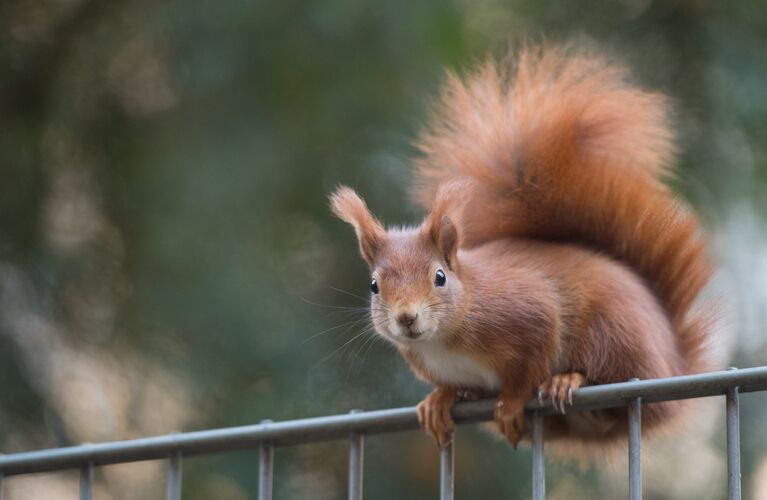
417,387,456,449
538,372,586,414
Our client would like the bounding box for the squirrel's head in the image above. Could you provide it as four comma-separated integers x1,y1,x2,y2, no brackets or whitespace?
329,186,466,345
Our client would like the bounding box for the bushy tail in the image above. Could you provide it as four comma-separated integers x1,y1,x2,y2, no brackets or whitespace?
413,44,713,373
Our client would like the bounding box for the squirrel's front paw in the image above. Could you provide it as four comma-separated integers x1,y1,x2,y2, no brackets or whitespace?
494,396,526,448
416,387,456,449
537,372,586,414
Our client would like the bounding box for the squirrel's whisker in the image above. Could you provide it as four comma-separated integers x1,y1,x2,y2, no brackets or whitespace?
324,286,373,303
301,315,373,345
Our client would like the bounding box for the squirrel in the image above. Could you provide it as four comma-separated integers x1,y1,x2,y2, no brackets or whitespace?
328,43,713,450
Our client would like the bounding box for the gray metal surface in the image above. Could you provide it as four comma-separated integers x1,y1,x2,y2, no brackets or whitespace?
80,462,94,500
440,440,454,500
258,420,274,500
531,412,544,500
1,367,766,477
628,396,642,500
727,386,741,500
348,410,364,500
166,451,182,500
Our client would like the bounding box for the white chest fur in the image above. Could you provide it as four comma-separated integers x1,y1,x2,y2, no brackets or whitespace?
410,341,501,390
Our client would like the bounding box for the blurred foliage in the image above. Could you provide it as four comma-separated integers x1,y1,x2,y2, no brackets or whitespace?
1,1,766,499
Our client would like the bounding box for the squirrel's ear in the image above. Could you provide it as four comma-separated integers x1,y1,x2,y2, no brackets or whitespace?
436,215,459,271
425,211,459,271
329,186,387,266
424,182,462,270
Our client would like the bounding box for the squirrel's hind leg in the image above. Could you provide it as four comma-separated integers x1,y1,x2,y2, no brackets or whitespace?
494,394,527,448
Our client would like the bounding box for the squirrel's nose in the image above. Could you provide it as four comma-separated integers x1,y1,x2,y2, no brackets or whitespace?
397,313,417,327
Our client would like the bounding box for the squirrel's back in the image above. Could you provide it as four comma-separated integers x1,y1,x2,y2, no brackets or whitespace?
413,43,713,374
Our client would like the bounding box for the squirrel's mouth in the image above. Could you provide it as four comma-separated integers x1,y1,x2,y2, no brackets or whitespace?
404,329,423,340
385,325,426,342
381,321,431,343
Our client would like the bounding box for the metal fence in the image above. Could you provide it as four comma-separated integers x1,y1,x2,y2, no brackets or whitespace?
2,366,767,500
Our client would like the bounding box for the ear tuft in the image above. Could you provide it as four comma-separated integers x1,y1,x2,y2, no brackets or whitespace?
329,186,387,266
329,186,363,222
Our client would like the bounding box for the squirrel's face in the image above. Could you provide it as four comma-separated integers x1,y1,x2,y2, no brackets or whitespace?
330,186,465,345
368,231,465,343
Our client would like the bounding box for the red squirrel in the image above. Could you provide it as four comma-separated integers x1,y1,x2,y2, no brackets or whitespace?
329,44,713,449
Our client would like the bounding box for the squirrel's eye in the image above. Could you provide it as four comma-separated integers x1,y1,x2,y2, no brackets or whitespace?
370,278,379,294
434,269,446,287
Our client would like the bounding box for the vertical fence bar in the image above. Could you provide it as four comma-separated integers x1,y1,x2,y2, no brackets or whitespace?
727,384,741,500
531,411,545,500
80,461,94,500
440,440,454,500
628,380,642,500
0,472,4,500
258,441,274,500
166,451,182,500
259,420,274,500
348,410,364,500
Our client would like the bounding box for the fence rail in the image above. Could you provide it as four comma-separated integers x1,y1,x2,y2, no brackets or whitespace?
2,366,767,499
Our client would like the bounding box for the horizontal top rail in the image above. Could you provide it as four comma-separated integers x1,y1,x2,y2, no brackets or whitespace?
2,366,766,477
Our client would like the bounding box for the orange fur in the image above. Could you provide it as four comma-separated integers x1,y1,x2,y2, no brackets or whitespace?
414,44,713,376
329,43,714,449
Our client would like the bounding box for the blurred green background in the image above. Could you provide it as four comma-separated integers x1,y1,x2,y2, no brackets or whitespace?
2,1,766,499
